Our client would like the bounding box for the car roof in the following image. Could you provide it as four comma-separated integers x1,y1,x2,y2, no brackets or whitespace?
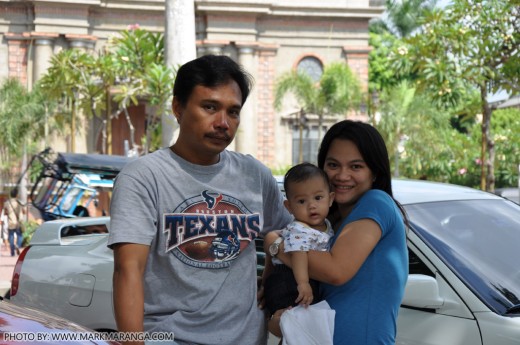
494,187,520,203
392,179,501,205
57,152,136,178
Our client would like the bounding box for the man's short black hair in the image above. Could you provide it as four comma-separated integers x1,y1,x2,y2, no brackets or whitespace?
283,163,330,198
173,54,254,106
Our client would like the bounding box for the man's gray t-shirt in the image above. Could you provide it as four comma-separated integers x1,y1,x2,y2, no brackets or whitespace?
108,148,292,345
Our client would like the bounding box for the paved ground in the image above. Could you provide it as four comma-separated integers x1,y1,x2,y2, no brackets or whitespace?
0,243,18,297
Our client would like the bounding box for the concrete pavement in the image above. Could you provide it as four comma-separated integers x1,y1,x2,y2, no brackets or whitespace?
0,243,17,297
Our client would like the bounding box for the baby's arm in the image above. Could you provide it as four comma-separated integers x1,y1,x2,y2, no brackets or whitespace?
292,251,313,307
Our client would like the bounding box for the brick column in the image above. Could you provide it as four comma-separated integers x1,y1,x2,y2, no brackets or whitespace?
256,45,278,166
4,33,30,87
343,45,371,120
343,45,371,91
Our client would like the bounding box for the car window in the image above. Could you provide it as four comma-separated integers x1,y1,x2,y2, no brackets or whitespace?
408,248,434,276
405,199,520,315
61,224,108,237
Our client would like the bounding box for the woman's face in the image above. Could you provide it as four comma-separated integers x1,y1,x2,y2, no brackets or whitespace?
323,138,375,217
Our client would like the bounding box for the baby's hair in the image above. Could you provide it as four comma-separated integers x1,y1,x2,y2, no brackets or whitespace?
284,162,330,198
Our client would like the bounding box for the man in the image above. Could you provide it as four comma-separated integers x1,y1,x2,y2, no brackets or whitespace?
108,55,292,345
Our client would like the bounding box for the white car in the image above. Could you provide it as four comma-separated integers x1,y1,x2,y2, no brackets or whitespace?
9,179,520,344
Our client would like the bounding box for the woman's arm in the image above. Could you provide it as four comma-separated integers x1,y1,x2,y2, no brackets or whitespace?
273,219,382,286
310,219,381,285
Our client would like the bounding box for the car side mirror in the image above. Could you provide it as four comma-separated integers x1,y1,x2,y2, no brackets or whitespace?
402,274,444,309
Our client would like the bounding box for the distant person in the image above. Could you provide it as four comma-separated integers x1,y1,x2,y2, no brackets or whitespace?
264,163,334,316
3,188,25,256
1,207,9,249
108,55,292,345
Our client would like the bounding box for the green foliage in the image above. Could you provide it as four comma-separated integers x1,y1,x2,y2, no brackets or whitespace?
388,0,520,190
491,108,520,187
21,219,41,247
274,62,362,147
376,81,453,178
369,32,408,93
391,0,520,106
37,27,176,155
392,106,520,189
274,62,361,114
370,0,438,38
0,79,52,184
109,29,175,153
270,166,291,177
0,79,46,153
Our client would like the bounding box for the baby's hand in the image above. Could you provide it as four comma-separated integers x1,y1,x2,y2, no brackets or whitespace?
295,282,313,307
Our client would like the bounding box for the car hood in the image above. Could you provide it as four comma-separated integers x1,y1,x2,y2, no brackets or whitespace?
475,311,520,345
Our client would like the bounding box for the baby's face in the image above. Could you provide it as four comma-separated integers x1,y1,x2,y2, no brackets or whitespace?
284,176,334,229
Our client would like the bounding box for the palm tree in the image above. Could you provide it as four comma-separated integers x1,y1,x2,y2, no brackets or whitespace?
377,81,451,178
38,49,95,153
0,78,52,194
274,62,362,150
370,0,438,38
38,28,175,155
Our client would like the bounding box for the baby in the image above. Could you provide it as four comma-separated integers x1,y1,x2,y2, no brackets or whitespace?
264,162,334,315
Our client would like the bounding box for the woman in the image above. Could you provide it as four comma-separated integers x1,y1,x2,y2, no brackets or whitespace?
265,120,408,344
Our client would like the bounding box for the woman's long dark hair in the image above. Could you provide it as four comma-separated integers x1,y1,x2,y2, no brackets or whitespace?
317,120,408,225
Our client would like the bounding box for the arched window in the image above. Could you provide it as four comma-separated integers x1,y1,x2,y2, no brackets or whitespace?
297,56,323,82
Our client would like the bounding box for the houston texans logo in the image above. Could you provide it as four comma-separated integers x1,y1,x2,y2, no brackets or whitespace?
201,190,223,210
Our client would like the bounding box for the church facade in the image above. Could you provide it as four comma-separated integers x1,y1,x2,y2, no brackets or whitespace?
0,0,383,168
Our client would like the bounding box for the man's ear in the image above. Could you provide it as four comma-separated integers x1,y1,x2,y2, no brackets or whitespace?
172,97,183,123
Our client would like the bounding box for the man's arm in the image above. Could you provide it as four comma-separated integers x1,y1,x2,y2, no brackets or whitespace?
113,243,150,345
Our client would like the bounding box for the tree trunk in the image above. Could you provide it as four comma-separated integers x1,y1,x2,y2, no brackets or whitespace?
71,98,76,153
123,107,137,154
318,112,323,144
19,144,28,214
106,87,112,154
479,84,495,192
162,0,196,148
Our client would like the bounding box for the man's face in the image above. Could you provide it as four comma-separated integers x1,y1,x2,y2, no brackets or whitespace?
172,80,242,165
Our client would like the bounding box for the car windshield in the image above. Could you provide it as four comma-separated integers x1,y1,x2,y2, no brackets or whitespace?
405,199,520,316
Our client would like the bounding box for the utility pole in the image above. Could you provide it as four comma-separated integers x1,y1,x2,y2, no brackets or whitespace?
163,0,196,148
